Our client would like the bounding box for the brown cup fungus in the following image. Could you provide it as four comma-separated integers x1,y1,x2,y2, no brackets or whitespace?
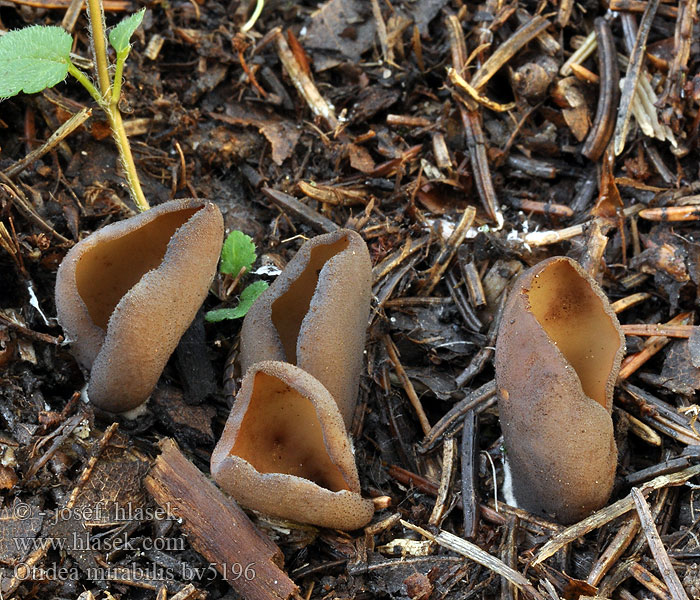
211,361,375,530
495,256,625,524
55,198,223,413
240,229,372,428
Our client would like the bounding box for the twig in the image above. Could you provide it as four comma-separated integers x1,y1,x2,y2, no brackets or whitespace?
383,334,431,435
661,0,697,107
639,205,700,221
470,16,551,91
420,205,476,295
461,109,503,226
621,323,697,338
429,437,457,526
631,488,690,600
3,108,92,179
611,292,652,313
144,438,298,600
401,520,547,600
460,409,479,538
627,561,673,600
533,464,700,564
273,28,338,130
581,18,620,161
619,312,693,379
370,0,392,65
586,514,640,585
262,187,339,233
420,380,497,453
613,0,660,155
0,311,62,345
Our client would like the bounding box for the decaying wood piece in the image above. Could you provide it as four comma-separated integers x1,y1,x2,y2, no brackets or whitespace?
144,438,298,600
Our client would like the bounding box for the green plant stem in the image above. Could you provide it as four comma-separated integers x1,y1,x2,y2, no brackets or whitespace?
86,0,111,97
105,107,148,211
111,51,127,107
67,63,103,105
78,1,150,211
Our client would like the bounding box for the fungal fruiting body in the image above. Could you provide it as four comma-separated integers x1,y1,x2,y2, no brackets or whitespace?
211,361,375,530
213,229,374,529
495,256,625,524
55,198,223,413
240,228,372,428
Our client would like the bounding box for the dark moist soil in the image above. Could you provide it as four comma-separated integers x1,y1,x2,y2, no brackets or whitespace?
1,0,700,599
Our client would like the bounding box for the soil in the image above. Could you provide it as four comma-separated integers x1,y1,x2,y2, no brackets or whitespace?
1,0,700,599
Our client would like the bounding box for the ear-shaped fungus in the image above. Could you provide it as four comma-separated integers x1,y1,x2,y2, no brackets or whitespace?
495,256,625,524
211,360,375,530
55,198,223,413
240,229,371,428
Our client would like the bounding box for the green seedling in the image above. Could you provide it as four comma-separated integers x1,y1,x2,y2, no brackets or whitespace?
205,230,269,322
0,5,149,211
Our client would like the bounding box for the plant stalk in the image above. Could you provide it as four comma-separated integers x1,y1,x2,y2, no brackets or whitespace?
86,0,111,98
81,0,150,211
105,106,149,211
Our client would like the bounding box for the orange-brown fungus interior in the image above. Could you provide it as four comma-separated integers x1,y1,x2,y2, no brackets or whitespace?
270,236,350,363
527,260,620,409
230,372,351,492
75,206,201,329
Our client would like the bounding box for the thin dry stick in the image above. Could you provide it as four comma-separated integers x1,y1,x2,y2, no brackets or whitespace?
421,205,476,295
4,108,92,179
586,514,641,586
662,0,697,104
621,323,696,338
470,16,550,91
639,205,700,221
370,0,392,65
630,488,690,600
581,17,620,161
619,312,693,379
533,464,700,564
64,422,120,510
273,29,338,130
429,437,457,526
384,334,431,435
627,561,674,599
613,0,660,155
611,292,652,313
401,520,547,600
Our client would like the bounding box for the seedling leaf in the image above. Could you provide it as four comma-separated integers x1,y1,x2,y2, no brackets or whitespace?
109,8,146,55
205,281,269,322
220,230,257,276
0,26,72,98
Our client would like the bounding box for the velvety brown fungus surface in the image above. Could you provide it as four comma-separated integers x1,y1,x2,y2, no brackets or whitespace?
495,256,625,524
211,361,374,530
240,229,371,427
55,199,223,412
270,236,350,364
75,207,199,330
230,371,351,492
526,259,622,410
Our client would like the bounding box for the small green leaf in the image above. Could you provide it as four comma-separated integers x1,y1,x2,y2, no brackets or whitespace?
109,8,146,55
220,230,257,276
205,280,269,322
0,26,72,98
